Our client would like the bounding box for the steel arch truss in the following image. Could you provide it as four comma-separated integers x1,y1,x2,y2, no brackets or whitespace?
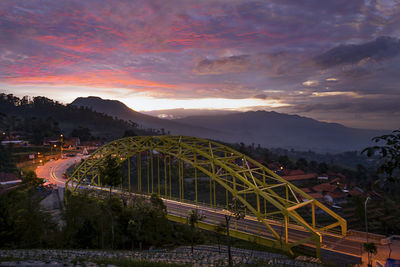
67,135,347,256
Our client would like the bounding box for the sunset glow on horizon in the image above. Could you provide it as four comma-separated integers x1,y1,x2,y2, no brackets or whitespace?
124,97,290,112
1,0,399,129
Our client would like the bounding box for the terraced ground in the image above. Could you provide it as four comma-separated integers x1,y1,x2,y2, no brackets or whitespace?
0,245,324,267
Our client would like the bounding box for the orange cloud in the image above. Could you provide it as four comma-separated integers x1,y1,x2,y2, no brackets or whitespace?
4,69,176,91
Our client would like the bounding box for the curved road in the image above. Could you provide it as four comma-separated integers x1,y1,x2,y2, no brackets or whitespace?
36,156,84,188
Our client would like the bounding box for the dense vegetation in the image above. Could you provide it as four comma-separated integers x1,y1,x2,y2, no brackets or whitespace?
0,143,16,174
0,179,200,250
0,173,58,248
0,93,150,142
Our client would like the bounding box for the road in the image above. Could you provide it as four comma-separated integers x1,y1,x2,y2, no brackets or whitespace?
37,157,399,265
35,155,85,188
165,200,363,263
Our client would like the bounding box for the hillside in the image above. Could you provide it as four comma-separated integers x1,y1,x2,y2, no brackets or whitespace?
174,111,384,152
0,94,141,140
71,96,230,140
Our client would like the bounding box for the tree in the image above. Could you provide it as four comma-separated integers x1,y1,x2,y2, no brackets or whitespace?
224,197,245,267
278,155,291,167
296,158,308,171
70,126,94,142
215,222,226,254
98,155,123,196
0,144,16,173
123,129,137,137
362,129,400,183
0,185,57,248
187,209,205,253
63,192,103,249
22,170,43,186
363,242,378,267
318,162,329,174
98,156,123,249
150,193,167,214
127,196,170,250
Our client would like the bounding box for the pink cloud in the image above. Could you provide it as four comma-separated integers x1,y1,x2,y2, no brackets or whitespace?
4,69,176,92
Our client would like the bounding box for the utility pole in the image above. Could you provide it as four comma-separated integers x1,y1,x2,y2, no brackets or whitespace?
60,134,64,159
365,196,371,243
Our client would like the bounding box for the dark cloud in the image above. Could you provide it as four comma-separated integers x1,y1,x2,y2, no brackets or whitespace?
252,93,268,99
315,36,400,67
0,0,400,129
285,91,400,114
195,55,251,74
340,67,372,78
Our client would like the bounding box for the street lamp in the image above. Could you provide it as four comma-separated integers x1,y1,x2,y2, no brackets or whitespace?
365,196,371,242
60,134,64,158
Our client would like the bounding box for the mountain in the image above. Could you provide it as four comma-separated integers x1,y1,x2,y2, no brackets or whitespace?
174,111,385,152
71,97,229,140
71,96,385,152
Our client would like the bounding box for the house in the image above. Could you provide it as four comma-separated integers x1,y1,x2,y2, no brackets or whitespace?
313,182,347,205
9,131,28,140
312,182,337,193
283,169,305,176
43,137,59,146
326,191,347,205
267,163,280,170
79,140,102,150
63,137,80,149
282,173,317,184
299,187,312,193
307,192,324,201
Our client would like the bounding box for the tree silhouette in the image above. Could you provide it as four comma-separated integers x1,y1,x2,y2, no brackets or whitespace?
215,222,226,254
98,155,123,248
363,242,377,267
99,155,123,196
224,197,245,266
362,129,400,183
187,209,205,253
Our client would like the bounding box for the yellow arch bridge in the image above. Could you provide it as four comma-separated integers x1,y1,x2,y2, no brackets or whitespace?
66,135,347,258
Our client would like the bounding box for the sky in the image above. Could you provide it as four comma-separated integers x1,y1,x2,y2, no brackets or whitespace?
0,0,399,130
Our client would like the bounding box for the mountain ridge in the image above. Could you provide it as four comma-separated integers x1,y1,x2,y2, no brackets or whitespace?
174,110,384,152
71,96,231,140
71,96,385,152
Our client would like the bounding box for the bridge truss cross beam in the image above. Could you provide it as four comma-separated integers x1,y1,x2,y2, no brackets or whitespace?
67,135,347,258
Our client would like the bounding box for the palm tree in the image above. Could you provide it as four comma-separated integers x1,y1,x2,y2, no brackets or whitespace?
363,242,378,267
